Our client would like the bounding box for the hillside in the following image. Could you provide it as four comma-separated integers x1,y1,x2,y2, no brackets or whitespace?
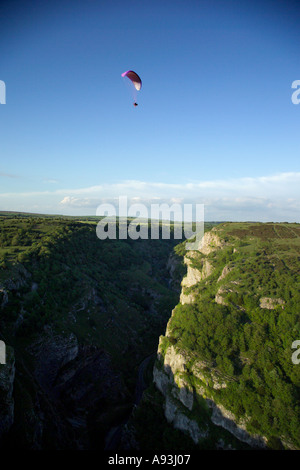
128,222,300,450
1,218,299,450
0,214,187,449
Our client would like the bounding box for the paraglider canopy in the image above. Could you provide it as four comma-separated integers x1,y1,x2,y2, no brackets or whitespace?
121,70,142,91
122,70,142,107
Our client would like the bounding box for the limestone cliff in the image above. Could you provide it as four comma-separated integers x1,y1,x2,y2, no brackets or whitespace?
153,337,267,449
179,229,226,305
153,225,297,449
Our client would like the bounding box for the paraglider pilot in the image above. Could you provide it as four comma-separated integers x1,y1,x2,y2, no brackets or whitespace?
121,71,142,107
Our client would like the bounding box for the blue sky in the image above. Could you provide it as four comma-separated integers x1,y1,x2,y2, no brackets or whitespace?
0,0,300,221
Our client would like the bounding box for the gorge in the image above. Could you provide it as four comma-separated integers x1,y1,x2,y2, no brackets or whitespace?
0,215,299,450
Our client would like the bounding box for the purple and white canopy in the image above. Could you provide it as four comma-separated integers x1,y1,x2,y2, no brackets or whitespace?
121,70,142,91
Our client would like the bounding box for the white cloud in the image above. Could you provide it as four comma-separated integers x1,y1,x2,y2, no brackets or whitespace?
59,196,100,208
1,172,300,221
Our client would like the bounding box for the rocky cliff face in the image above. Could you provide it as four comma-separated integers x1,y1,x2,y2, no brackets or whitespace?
153,339,267,449
0,220,180,449
153,228,270,449
180,257,214,305
0,330,128,449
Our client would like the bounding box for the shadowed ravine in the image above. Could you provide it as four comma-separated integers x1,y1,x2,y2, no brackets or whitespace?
105,353,155,450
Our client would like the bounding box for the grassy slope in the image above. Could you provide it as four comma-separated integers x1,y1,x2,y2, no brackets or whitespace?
0,214,188,448
133,222,300,450
0,215,184,380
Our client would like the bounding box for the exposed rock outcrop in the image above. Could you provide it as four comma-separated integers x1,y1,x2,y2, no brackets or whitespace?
154,228,270,449
180,256,214,305
153,350,207,444
217,265,234,282
208,400,267,448
28,333,79,393
154,338,267,449
164,394,207,444
179,230,227,305
1,265,31,292
23,332,128,448
198,229,227,255
215,285,233,306
259,297,285,310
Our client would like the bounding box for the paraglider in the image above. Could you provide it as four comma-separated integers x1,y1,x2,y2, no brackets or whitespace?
121,70,142,107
